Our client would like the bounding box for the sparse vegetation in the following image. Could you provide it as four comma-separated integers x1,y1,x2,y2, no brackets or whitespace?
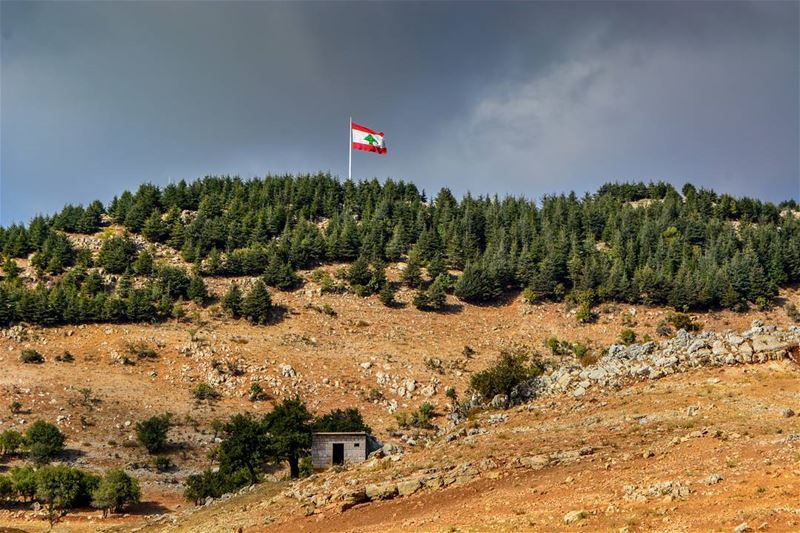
470,352,543,406
395,402,436,429
619,329,637,345
192,382,221,401
20,348,44,364
786,302,800,323
666,311,701,332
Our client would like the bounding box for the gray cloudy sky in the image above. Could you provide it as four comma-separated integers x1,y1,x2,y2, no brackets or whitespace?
1,1,798,225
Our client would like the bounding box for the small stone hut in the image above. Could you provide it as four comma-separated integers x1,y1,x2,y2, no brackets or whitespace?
311,432,368,468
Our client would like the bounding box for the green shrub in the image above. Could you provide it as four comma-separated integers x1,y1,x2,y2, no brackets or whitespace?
619,329,637,345
91,469,140,516
655,320,673,337
470,352,542,406
313,408,371,433
20,349,44,364
0,475,13,501
154,455,173,473
395,402,436,429
299,456,314,478
576,302,598,324
9,400,22,414
55,351,75,363
248,383,267,402
545,337,571,356
379,284,396,306
785,303,800,323
98,235,138,274
0,429,23,455
571,342,589,359
135,413,172,453
9,465,37,501
192,382,221,401
25,420,66,464
666,311,701,332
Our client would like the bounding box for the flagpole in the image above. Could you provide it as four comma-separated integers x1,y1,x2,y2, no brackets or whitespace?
348,117,352,181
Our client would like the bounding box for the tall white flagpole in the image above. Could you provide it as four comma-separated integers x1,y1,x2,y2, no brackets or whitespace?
348,117,352,181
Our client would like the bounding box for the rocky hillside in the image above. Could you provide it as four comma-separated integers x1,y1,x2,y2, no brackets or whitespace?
107,319,800,533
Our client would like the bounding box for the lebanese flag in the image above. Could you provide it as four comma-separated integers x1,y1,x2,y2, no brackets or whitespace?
352,122,387,154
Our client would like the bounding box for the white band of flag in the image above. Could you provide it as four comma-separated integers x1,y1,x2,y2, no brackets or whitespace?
351,122,387,154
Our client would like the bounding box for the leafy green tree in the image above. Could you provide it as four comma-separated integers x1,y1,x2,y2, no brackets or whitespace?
98,236,138,274
216,414,271,484
91,469,141,517
263,398,313,479
242,280,272,324
187,275,208,304
35,465,98,527
25,420,66,464
132,249,154,275
135,414,172,453
379,283,396,306
401,253,423,288
10,465,37,501
0,429,23,456
221,283,243,318
0,475,13,502
313,408,371,433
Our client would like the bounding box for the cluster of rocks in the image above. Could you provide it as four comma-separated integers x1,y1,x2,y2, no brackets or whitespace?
623,480,691,502
287,461,484,514
541,321,796,403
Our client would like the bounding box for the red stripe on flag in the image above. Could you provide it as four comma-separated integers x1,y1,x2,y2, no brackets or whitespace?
352,122,383,136
352,142,387,154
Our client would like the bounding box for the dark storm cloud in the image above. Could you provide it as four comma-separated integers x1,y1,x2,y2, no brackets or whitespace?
1,1,798,225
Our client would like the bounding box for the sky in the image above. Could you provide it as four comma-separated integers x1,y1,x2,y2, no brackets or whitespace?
1,1,798,225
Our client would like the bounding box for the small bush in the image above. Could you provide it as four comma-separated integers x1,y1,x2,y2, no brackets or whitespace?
0,429,23,455
154,455,173,473
299,456,314,478
576,302,598,324
126,340,158,360
248,383,266,402
135,413,172,453
20,349,44,364
192,382,221,401
666,311,701,332
785,303,800,323
9,400,22,414
379,284,396,306
445,387,457,401
655,320,673,337
55,351,75,363
521,287,536,304
470,352,542,405
314,408,371,433
619,329,637,345
571,342,589,359
579,352,599,367
545,337,571,356
395,402,436,430
26,420,66,464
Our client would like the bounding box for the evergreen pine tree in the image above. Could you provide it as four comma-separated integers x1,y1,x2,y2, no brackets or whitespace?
242,281,272,325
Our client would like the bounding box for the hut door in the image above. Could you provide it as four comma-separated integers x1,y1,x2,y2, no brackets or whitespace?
332,443,345,465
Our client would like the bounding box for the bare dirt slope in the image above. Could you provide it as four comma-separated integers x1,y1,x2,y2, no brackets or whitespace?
1,278,799,532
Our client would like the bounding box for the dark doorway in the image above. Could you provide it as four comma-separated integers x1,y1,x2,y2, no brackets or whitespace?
332,443,345,465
